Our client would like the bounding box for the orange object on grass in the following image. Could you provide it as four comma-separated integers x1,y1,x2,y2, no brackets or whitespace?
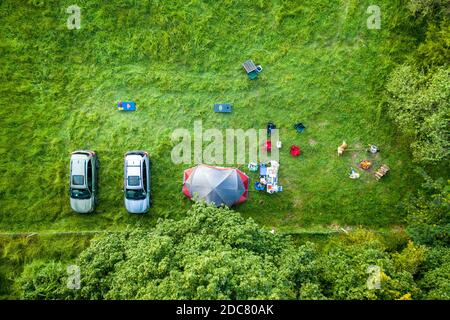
360,160,372,170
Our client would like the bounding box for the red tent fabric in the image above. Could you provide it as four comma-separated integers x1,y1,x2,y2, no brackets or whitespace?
290,145,300,157
235,169,249,204
182,167,195,197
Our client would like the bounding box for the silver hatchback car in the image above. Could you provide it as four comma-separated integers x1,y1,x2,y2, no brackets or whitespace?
69,150,99,213
124,151,151,214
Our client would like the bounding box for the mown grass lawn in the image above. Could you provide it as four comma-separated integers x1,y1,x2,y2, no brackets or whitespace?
0,0,419,233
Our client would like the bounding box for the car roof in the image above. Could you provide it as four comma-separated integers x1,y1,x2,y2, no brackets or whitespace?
71,155,87,176
125,155,143,170
71,152,89,160
125,155,143,187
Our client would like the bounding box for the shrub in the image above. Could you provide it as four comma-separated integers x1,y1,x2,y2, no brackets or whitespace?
386,65,449,163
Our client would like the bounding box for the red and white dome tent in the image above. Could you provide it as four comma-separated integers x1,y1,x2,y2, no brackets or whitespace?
182,164,249,207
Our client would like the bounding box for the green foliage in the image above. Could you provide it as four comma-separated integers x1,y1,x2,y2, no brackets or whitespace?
0,234,91,299
16,205,441,300
407,0,449,21
18,203,299,299
415,21,450,68
385,1,449,164
317,229,420,300
406,172,450,246
392,241,427,274
417,246,450,299
299,282,327,300
386,65,449,163
17,260,71,300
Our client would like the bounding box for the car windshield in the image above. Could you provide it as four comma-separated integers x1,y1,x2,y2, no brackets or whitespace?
70,188,91,200
127,176,141,187
125,189,146,200
72,175,84,186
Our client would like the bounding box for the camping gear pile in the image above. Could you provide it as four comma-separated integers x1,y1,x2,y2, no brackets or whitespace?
265,122,305,157
182,165,249,207
254,160,282,194
338,141,390,181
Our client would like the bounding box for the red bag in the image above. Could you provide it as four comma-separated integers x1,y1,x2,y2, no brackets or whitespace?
265,140,272,152
290,145,300,157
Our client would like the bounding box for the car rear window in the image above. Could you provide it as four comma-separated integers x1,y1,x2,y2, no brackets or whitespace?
72,175,84,185
128,176,140,186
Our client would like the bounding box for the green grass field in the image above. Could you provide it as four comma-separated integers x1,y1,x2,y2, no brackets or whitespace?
1,0,420,233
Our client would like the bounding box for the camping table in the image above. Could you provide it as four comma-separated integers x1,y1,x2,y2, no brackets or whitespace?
118,101,136,111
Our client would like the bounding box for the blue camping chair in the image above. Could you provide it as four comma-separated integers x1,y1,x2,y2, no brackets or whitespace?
267,122,276,136
242,60,262,80
254,182,265,191
294,123,306,133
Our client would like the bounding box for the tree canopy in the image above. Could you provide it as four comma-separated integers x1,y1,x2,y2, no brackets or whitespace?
17,203,450,300
386,65,449,163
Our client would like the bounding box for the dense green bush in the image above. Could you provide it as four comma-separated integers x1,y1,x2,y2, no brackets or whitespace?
18,203,299,299
385,65,449,163
415,21,450,68
407,0,449,21
18,204,449,300
406,171,450,246
17,260,71,300
417,246,450,299
0,235,91,299
385,1,449,164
